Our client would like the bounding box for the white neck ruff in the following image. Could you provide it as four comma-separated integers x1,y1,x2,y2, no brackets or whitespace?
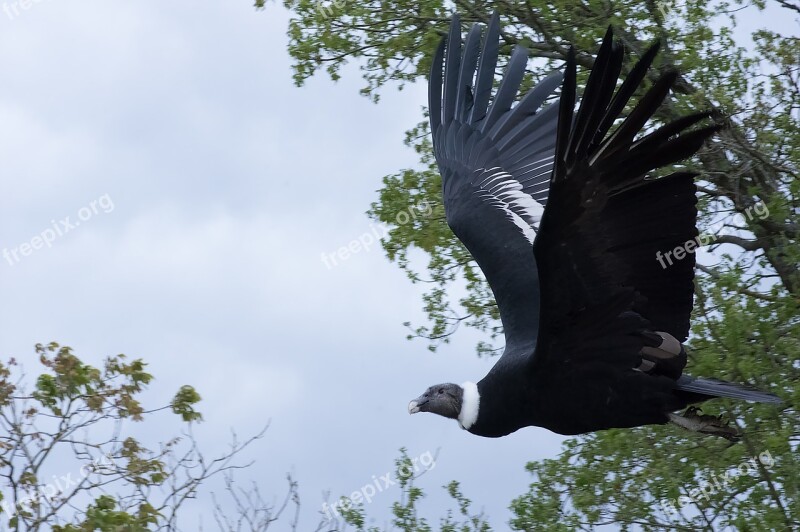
458,381,480,430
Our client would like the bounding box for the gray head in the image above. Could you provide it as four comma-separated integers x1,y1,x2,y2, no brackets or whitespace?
408,383,464,419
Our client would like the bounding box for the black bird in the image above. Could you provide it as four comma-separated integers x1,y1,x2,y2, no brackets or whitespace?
408,14,781,440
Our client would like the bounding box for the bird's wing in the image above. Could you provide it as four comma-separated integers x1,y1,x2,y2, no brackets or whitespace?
430,13,562,352
530,29,719,373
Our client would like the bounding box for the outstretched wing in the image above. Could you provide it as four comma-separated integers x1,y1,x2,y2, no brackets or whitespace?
530,29,719,374
430,13,562,353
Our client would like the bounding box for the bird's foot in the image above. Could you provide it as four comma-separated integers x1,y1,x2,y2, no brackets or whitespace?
668,407,741,442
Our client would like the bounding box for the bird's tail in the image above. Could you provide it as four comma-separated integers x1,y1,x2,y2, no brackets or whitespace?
675,376,782,404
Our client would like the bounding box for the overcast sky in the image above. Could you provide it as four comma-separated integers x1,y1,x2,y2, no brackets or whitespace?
0,2,795,530
0,2,568,529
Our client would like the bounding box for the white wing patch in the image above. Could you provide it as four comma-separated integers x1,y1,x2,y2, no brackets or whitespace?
474,166,545,243
515,156,555,203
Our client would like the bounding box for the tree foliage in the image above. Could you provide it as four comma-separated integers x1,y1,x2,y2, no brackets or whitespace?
264,0,799,529
0,343,310,531
328,449,491,532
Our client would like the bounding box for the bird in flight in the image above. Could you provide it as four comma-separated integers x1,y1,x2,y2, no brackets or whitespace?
408,13,781,441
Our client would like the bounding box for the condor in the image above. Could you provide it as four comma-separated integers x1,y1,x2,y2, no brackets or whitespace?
408,14,781,441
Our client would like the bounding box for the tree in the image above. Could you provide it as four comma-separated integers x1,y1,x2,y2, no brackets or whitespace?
0,342,318,531
262,0,799,529
329,449,491,532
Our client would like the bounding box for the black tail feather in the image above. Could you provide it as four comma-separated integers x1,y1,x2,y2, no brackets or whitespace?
676,376,783,404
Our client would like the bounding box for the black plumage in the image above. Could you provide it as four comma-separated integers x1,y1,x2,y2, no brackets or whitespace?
409,14,781,439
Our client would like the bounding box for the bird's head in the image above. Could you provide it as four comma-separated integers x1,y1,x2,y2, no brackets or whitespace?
408,383,464,419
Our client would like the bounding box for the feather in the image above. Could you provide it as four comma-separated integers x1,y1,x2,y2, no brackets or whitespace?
469,12,500,124
428,38,446,135
443,14,462,125
592,40,661,146
493,72,563,147
676,377,783,404
456,24,483,122
481,45,529,133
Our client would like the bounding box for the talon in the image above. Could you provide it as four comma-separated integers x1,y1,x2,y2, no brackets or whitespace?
668,408,741,442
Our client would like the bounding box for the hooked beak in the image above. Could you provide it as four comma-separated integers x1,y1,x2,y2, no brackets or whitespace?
408,396,427,414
